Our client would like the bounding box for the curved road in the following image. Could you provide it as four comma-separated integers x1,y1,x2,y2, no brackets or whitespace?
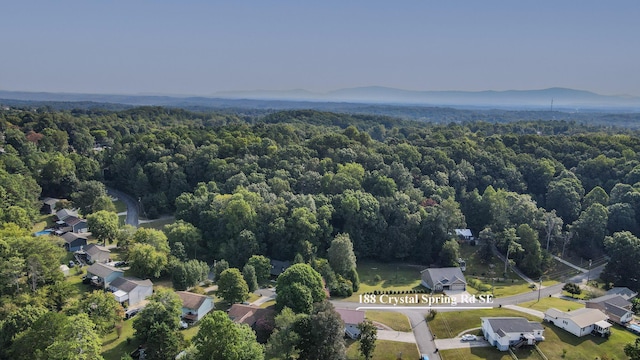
106,187,139,227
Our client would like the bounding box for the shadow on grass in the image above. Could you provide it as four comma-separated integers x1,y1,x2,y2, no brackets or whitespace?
102,339,139,360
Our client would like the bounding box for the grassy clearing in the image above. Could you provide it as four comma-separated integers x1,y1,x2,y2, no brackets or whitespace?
260,300,276,309
139,216,176,230
365,311,412,332
538,323,639,360
543,257,581,282
518,297,584,313
113,200,127,213
346,339,419,360
440,347,512,360
341,261,424,301
102,319,138,360
428,308,540,339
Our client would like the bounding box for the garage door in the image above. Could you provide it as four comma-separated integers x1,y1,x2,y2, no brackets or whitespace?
450,283,465,291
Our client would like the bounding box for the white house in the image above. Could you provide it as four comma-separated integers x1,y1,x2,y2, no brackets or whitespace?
481,317,545,351
109,277,153,306
544,308,611,337
421,267,466,292
177,291,214,322
454,229,474,241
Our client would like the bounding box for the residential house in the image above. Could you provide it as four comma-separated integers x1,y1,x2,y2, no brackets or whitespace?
109,277,153,306
606,287,638,301
55,208,88,233
56,208,78,223
228,304,276,328
481,317,545,351
86,262,124,289
335,308,365,339
420,267,467,292
586,294,634,325
544,308,611,337
41,197,61,214
60,232,87,252
177,291,214,322
270,259,291,276
83,243,111,263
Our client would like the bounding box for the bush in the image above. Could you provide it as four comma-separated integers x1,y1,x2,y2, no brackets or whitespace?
374,274,382,283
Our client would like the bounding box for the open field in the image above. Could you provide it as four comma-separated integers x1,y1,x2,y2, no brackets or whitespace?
340,261,424,301
346,339,419,360
518,297,584,312
365,311,412,332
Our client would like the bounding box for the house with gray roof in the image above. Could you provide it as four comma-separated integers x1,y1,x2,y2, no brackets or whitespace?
41,197,61,214
177,291,214,322
60,232,87,252
86,263,124,289
109,277,153,306
586,294,634,325
83,243,111,263
481,317,545,351
544,308,611,337
420,267,466,292
605,287,638,301
270,259,291,276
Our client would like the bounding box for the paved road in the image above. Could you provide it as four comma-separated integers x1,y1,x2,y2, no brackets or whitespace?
107,187,139,227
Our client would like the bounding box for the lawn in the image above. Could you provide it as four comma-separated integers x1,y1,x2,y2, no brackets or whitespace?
113,200,127,213
102,319,138,360
346,339,419,360
518,297,584,313
365,311,412,332
340,261,424,301
428,308,540,339
537,323,639,360
139,216,176,230
440,347,512,360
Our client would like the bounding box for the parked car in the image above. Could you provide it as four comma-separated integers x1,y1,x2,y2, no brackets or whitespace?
68,260,75,268
125,308,141,319
461,334,477,341
179,320,189,329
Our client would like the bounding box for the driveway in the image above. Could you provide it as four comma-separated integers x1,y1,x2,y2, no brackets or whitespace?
434,338,491,350
376,330,416,344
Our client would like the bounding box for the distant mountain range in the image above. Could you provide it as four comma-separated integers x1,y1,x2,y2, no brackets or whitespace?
1,87,640,111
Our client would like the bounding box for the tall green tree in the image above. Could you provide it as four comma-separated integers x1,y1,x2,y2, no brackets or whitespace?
439,239,460,267
516,224,543,277
327,233,357,277
192,310,264,360
129,243,168,278
602,232,640,291
292,301,346,360
87,210,119,246
133,288,183,342
358,320,377,360
76,290,124,335
276,263,326,313
217,268,249,304
247,255,271,285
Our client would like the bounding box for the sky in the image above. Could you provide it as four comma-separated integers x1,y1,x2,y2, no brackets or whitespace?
1,1,639,96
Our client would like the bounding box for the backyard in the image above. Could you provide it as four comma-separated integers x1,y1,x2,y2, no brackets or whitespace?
346,339,419,360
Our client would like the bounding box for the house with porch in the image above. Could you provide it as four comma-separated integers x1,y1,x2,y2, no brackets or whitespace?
420,267,467,292
109,277,153,307
177,291,214,322
86,262,124,289
481,317,545,351
544,308,611,337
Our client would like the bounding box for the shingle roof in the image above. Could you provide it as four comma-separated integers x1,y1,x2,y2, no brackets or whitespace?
421,267,466,287
177,291,211,310
545,308,609,328
483,317,544,335
110,277,153,292
270,260,291,276
336,308,365,325
61,232,87,244
606,287,638,300
228,304,275,326
64,216,86,226
43,197,60,206
588,294,631,308
56,208,78,220
603,302,632,318
87,262,123,279
84,243,111,257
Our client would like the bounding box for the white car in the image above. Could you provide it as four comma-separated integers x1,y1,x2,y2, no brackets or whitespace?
179,320,189,329
461,334,477,341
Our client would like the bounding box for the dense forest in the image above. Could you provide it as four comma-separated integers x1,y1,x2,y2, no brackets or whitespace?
2,105,640,358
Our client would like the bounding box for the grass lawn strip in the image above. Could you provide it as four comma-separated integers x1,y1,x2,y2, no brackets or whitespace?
365,311,412,332
346,339,419,359
518,297,584,312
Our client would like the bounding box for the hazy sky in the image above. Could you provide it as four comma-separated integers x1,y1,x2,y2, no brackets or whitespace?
1,1,639,96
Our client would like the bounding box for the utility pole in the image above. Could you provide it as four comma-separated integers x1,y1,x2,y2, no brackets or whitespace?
537,277,542,302
586,259,592,284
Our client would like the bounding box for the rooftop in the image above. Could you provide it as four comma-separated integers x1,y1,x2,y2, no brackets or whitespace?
110,277,153,292
545,308,609,328
87,262,123,279
177,291,211,310
483,317,544,334
336,308,365,325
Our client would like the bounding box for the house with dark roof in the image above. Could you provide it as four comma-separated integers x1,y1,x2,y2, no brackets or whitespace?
64,216,88,233
86,263,124,289
41,197,61,214
270,259,291,276
544,308,611,337
420,267,467,292
177,291,214,322
60,232,87,252
606,287,638,301
56,208,78,222
481,317,545,351
335,308,366,339
586,294,634,325
83,243,111,263
228,304,276,328
109,277,153,306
